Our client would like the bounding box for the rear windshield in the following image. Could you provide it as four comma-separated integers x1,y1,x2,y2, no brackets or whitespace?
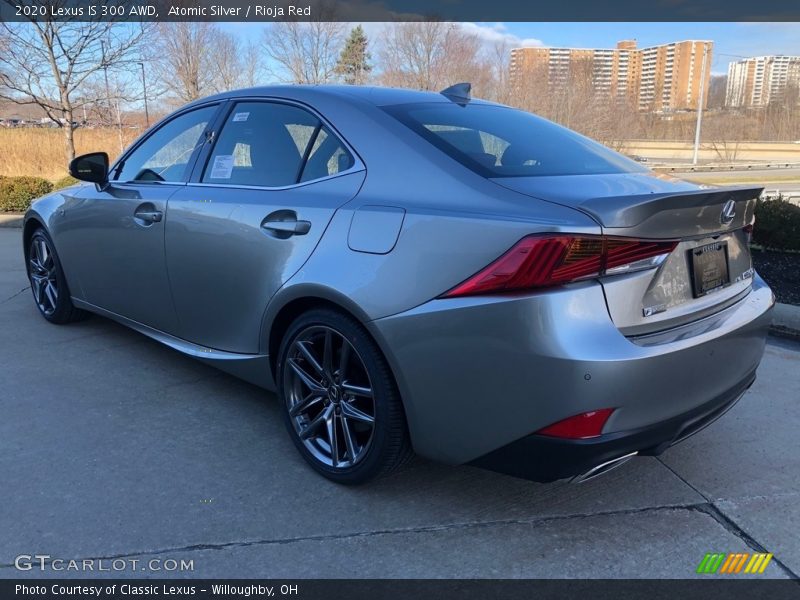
384,103,646,178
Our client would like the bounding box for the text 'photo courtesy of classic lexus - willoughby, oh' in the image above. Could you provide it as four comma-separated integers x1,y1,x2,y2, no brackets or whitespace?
23,83,774,485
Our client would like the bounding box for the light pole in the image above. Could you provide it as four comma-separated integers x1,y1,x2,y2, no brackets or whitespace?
692,43,709,165
138,61,150,127
100,40,111,118
101,40,123,152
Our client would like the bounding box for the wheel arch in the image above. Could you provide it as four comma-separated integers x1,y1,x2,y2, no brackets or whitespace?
22,214,47,261
264,285,373,376
263,285,417,449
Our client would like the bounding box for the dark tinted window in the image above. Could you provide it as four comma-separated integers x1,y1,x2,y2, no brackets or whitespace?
385,103,646,178
202,102,354,187
115,106,216,182
299,126,355,183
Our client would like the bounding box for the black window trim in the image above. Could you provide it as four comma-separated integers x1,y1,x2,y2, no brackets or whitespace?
109,101,224,186
295,121,323,184
189,96,364,191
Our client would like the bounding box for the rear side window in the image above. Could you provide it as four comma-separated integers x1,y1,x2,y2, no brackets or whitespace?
384,103,645,178
202,102,354,187
300,126,355,183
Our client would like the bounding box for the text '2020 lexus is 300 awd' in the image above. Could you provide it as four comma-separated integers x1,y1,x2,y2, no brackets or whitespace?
24,84,774,484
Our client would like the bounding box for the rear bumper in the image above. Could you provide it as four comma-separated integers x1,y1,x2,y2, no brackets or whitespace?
369,274,774,471
469,367,756,482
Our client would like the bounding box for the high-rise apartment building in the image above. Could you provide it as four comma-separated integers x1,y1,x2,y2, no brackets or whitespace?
510,39,713,112
725,55,800,107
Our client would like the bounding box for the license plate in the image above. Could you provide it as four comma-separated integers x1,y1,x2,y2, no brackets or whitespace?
690,241,730,297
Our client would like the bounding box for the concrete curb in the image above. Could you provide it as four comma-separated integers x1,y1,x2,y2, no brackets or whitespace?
770,303,800,341
0,214,24,228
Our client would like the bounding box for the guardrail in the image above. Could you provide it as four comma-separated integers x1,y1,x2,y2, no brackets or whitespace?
654,162,800,173
762,190,800,206
620,140,800,162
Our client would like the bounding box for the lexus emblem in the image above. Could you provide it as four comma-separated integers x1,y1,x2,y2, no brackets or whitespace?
720,199,736,225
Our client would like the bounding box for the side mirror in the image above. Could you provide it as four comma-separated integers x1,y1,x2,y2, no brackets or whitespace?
69,152,109,184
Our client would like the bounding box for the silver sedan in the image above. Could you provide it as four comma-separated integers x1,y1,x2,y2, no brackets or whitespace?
24,84,774,484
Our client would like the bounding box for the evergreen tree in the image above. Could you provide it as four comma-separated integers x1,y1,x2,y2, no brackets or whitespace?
335,26,372,85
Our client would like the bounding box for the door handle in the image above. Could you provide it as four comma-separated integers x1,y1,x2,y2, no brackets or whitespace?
134,209,163,223
261,219,311,236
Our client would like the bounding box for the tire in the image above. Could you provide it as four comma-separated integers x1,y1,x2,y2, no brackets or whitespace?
277,308,413,484
26,228,89,324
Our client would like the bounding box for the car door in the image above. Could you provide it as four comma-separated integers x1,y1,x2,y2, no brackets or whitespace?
54,104,220,334
165,99,366,353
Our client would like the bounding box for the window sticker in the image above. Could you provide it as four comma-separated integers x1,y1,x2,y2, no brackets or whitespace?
232,112,250,122
210,154,234,179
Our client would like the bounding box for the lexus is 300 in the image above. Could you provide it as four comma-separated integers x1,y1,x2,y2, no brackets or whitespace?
24,84,774,484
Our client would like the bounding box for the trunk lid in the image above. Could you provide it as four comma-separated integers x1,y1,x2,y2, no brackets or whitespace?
492,172,759,236
492,172,762,335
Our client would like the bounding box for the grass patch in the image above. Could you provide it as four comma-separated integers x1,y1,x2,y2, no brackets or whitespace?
0,127,140,181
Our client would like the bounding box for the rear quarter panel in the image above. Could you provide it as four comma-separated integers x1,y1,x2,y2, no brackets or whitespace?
263,91,601,329
261,107,600,448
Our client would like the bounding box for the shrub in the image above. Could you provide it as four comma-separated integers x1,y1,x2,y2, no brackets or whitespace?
53,175,79,190
753,196,800,252
0,176,53,213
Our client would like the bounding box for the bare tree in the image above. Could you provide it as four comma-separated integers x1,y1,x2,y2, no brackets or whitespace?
444,26,492,95
81,73,142,151
0,7,148,164
485,40,512,105
509,59,550,115
242,40,266,88
543,56,597,131
262,21,345,84
209,30,243,93
706,75,727,110
379,22,484,92
762,81,800,141
155,24,265,99
380,22,443,90
153,22,216,103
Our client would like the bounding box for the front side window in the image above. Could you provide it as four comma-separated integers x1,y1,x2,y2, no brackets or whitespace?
202,102,355,187
115,106,217,183
384,103,646,178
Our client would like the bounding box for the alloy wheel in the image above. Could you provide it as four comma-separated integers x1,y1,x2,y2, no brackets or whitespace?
283,325,376,469
28,236,59,316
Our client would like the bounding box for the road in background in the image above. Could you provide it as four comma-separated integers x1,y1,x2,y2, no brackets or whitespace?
1,228,799,578
621,141,800,164
651,166,800,195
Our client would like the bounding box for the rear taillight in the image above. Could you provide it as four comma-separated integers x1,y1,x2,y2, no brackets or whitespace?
442,234,677,298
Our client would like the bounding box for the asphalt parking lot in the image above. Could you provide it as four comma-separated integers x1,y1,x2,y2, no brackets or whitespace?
1,227,799,579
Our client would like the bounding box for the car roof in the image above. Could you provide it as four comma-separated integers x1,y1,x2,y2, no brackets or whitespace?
186,85,498,109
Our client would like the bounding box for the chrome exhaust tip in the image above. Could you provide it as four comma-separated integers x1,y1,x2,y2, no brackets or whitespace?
570,451,638,484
